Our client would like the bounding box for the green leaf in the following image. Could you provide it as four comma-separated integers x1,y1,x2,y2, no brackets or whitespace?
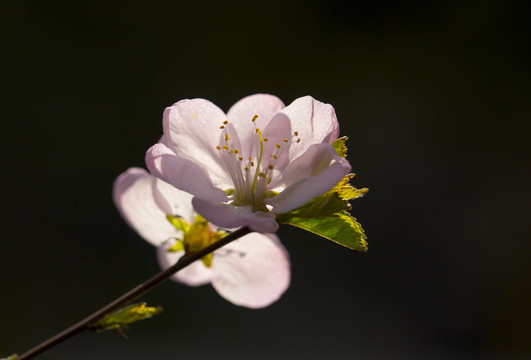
90,302,163,332
166,214,190,232
168,239,185,252
282,210,368,251
332,136,348,157
0,355,18,360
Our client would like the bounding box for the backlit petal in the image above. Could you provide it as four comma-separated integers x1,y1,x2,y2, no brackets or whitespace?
227,94,285,157
280,96,340,161
163,99,230,184
112,168,177,246
192,197,279,233
157,240,212,286
267,143,351,213
146,142,228,203
152,177,195,223
211,233,290,308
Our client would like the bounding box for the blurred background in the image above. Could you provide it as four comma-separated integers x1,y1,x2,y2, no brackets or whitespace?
1,1,529,359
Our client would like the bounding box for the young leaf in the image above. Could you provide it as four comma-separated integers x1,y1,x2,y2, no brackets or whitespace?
90,302,163,332
332,136,348,157
166,214,190,232
0,355,18,360
282,211,368,252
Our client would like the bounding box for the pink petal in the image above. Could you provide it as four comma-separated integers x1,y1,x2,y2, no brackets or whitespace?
112,168,177,246
280,96,340,161
266,143,352,214
163,99,231,185
146,142,228,203
192,197,279,233
211,233,290,308
157,240,212,286
152,177,195,223
226,94,285,157
261,113,292,172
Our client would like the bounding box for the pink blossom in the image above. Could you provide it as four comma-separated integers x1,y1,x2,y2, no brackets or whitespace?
113,167,290,308
146,94,351,233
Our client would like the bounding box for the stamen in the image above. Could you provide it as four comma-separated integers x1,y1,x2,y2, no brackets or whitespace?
252,115,258,122
294,131,299,136
223,120,229,125
220,125,225,129
216,145,221,150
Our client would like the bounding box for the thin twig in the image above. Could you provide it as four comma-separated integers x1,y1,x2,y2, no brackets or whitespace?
17,226,252,360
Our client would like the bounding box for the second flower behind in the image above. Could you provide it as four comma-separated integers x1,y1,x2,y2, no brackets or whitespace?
113,167,290,309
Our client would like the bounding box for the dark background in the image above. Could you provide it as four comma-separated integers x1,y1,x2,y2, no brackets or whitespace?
1,1,529,359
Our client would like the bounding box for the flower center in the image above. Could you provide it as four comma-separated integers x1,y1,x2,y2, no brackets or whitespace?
166,214,228,267
216,115,299,212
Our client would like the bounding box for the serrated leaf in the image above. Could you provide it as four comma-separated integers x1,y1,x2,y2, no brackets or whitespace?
91,302,163,332
283,210,368,251
0,355,18,360
332,136,348,157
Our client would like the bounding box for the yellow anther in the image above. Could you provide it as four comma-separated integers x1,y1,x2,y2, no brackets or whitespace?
259,172,266,178
283,138,288,143
294,131,299,136
264,138,268,142
223,145,228,150
252,115,259,122
244,166,250,171
234,149,239,154
239,156,243,161
225,134,230,141
275,144,281,148
216,145,221,150
268,164,274,170
220,125,225,129
248,157,252,161
223,120,229,125
250,161,255,166
272,155,278,159
255,128,260,133
297,138,301,143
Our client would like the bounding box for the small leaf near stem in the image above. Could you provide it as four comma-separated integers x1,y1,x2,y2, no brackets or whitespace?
0,355,18,360
89,302,163,333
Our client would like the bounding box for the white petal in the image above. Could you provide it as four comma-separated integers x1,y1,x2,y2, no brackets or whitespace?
192,197,279,233
146,142,228,203
280,96,340,161
152,178,195,223
267,143,352,214
157,240,212,286
211,233,290,308
227,94,285,157
112,168,177,246
163,99,231,185
261,112,292,172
